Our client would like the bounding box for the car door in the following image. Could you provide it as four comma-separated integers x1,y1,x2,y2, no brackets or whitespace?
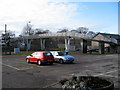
54,52,60,62
34,52,41,63
30,52,37,62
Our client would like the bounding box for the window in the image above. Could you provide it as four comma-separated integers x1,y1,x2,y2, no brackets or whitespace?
58,51,66,56
44,52,52,56
36,52,41,56
54,52,59,56
31,52,37,56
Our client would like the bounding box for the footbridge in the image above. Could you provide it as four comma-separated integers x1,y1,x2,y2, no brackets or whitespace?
22,32,117,44
15,32,118,54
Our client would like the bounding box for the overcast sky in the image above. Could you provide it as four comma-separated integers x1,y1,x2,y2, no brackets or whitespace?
0,0,119,36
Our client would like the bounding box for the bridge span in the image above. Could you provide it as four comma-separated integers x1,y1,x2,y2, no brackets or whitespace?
14,32,119,54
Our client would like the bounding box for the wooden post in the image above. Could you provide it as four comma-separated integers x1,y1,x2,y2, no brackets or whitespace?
110,44,117,53
81,39,87,53
99,41,104,54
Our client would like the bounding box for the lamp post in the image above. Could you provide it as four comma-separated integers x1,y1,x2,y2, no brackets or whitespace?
27,21,31,36
26,21,31,53
26,21,31,52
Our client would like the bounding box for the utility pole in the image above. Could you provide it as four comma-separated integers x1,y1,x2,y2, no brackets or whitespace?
4,24,7,45
27,21,31,35
4,24,11,55
4,24,8,46
5,24,7,34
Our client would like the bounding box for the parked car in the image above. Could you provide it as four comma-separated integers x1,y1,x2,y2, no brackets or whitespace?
26,51,54,65
50,51,74,64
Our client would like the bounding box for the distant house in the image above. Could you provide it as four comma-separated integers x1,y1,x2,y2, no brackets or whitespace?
93,33,120,44
92,33,120,53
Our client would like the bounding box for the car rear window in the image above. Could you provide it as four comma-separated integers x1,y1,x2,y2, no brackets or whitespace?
58,51,66,56
43,52,53,56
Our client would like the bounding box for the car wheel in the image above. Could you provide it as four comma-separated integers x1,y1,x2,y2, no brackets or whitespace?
70,61,74,64
59,59,64,64
49,62,53,65
26,59,30,63
38,60,41,66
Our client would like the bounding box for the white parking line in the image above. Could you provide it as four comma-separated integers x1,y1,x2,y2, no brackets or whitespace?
42,82,59,88
19,67,34,70
94,70,118,76
1,63,35,70
99,74,118,78
2,63,21,70
1,62,48,70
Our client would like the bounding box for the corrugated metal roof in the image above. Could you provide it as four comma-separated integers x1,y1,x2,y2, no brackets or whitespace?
98,33,120,40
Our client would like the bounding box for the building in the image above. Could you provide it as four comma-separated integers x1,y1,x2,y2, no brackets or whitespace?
92,33,120,53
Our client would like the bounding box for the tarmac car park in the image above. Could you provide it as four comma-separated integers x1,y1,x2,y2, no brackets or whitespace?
2,53,119,89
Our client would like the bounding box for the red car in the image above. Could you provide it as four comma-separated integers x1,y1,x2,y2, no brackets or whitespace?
26,51,54,65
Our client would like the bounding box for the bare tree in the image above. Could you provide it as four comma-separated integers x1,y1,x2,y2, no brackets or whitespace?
21,21,35,52
87,31,96,38
76,27,89,34
22,21,34,36
57,28,69,33
71,29,79,33
34,28,51,34
70,27,96,38
2,30,15,45
44,30,51,33
34,28,44,34
1,29,15,54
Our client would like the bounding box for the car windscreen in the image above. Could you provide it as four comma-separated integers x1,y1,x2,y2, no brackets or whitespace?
58,51,66,56
31,52,37,56
43,52,53,56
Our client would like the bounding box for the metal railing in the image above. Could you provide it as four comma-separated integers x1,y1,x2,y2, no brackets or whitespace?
22,32,118,44
34,32,93,39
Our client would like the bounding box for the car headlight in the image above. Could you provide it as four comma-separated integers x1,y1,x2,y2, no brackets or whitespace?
65,58,68,60
63,57,67,60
